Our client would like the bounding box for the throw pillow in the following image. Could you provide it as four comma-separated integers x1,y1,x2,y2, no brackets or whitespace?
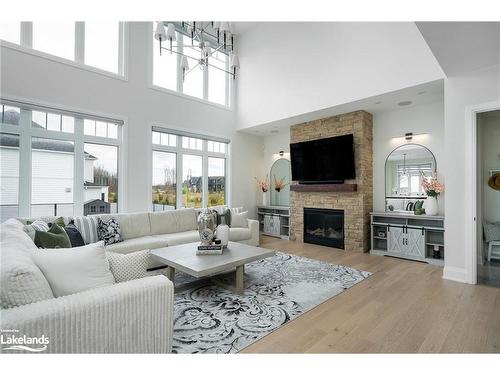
230,207,244,215
32,242,115,297
73,216,100,244
231,211,249,228
34,223,72,249
97,217,123,246
23,219,49,241
64,222,85,248
0,225,55,308
51,216,66,228
217,208,232,226
107,250,150,283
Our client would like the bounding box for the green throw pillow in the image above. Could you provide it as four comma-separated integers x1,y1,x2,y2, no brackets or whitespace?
27,217,65,227
53,216,66,227
34,223,72,249
217,209,231,226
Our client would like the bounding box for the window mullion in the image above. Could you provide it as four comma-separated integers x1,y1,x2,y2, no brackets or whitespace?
203,61,209,101
18,109,32,217
73,118,85,216
75,22,85,63
20,22,33,48
225,54,230,107
176,150,183,209
202,146,208,208
177,33,183,93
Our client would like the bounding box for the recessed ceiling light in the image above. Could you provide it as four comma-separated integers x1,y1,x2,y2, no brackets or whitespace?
271,130,279,134
398,101,413,106
417,91,426,95
374,101,382,105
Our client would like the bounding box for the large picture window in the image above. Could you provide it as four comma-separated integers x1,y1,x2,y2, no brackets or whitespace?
0,22,125,76
0,100,123,220
151,129,229,210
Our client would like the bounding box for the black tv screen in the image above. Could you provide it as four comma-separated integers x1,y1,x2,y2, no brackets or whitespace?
290,134,355,183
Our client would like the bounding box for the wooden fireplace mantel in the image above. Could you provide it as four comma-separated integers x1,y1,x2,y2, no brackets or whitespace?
290,183,358,192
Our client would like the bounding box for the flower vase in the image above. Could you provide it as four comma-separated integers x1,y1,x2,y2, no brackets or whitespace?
216,216,229,248
262,191,268,207
424,196,438,216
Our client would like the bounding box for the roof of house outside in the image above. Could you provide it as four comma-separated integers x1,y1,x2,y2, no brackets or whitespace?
1,110,96,159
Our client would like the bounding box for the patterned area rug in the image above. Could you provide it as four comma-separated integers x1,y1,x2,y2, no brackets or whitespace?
170,251,371,353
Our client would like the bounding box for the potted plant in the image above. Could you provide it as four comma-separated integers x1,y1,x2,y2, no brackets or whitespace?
421,174,444,216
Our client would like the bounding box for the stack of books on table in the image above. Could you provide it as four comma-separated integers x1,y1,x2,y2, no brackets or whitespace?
196,244,223,255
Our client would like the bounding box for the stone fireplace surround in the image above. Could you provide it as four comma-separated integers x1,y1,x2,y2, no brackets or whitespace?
289,110,373,252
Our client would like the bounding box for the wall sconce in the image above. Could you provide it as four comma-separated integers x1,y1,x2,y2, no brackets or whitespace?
391,132,429,144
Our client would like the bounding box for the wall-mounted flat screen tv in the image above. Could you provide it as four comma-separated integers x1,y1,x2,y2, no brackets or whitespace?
290,134,355,183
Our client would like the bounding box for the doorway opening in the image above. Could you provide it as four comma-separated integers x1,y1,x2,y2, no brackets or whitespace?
476,110,500,287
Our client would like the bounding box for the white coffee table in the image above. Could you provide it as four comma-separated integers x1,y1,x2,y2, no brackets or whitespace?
150,241,275,293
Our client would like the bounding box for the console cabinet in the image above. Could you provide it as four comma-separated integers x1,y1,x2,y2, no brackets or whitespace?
257,206,290,239
370,212,445,266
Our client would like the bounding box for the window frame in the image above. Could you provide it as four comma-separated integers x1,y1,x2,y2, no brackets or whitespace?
149,23,232,110
151,127,229,210
0,22,128,80
0,99,125,218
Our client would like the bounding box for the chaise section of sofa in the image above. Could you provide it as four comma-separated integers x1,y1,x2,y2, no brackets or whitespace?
0,220,174,354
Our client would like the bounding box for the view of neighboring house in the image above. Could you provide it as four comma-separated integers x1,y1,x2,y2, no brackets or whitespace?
0,109,117,219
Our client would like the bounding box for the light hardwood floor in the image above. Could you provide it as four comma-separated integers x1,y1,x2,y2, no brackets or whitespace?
241,235,500,353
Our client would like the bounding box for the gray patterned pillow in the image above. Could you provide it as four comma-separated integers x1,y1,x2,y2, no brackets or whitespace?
484,221,500,242
97,218,123,246
106,250,150,283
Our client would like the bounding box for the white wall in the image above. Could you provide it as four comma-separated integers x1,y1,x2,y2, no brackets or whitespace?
236,22,444,129
373,100,445,213
0,22,263,217
444,64,500,283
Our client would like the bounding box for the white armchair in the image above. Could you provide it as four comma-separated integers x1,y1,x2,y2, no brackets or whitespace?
0,275,174,353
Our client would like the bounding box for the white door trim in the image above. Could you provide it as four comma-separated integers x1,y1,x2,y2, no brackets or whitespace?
464,100,500,284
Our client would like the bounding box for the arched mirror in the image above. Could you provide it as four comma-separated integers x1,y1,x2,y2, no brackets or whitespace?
385,143,437,212
270,158,291,206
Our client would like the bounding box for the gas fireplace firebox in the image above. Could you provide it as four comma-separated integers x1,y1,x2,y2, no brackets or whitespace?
303,208,345,249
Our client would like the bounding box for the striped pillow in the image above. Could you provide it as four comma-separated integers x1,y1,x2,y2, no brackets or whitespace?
23,220,50,241
73,216,100,244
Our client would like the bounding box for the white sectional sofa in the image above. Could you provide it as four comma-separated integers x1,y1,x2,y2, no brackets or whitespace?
19,208,260,268
0,207,258,353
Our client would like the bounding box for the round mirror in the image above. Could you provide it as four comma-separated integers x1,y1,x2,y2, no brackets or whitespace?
385,143,436,212
270,158,291,206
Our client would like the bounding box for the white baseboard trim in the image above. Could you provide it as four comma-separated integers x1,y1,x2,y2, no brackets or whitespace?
442,266,468,284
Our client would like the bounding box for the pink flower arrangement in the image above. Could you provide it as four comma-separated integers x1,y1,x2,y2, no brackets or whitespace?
421,175,444,198
255,176,270,193
273,175,289,192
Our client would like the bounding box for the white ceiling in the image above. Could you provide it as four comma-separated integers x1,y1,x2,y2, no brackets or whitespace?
242,79,444,136
416,22,500,76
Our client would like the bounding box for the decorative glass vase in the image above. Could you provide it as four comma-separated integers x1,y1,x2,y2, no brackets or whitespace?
197,209,217,245
216,216,229,248
262,191,268,206
424,196,438,216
